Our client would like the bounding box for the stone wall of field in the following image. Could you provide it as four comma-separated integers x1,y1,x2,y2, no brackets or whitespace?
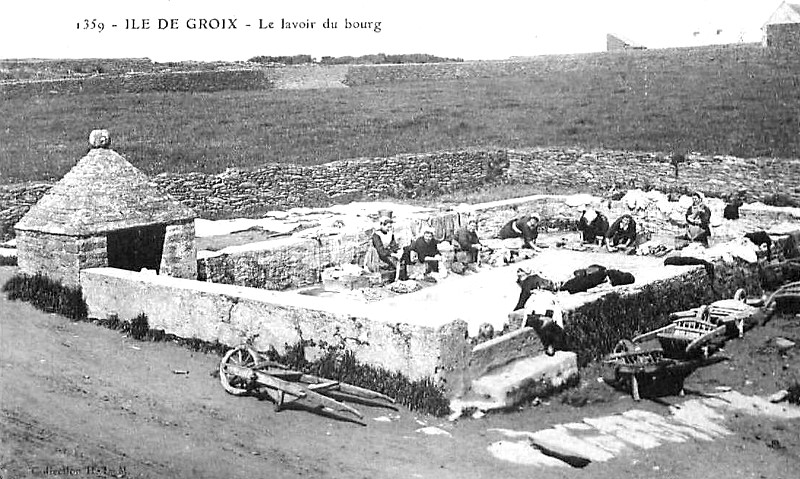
343,61,543,86
2,147,800,241
0,183,52,239
0,150,500,239
506,148,800,204
0,69,274,98
0,60,554,97
155,150,502,216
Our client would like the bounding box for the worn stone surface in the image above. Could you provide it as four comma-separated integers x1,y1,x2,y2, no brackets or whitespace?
467,352,579,409
468,327,545,380
197,232,369,290
160,221,197,280
16,230,81,285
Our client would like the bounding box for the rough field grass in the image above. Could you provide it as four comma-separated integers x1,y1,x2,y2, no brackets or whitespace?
2,44,799,184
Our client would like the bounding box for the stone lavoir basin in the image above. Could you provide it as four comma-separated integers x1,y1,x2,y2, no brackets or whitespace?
80,194,795,407
355,248,693,337
285,244,700,337
81,243,711,409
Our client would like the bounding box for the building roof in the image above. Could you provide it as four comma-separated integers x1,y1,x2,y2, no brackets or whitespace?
606,33,646,50
764,2,800,26
16,148,196,235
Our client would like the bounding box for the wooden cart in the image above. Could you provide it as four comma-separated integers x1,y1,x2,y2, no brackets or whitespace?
630,317,728,360
604,301,734,400
604,339,726,401
668,289,759,339
219,346,396,425
765,280,800,312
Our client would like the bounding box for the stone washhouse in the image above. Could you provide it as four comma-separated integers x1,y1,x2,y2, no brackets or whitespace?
14,131,197,286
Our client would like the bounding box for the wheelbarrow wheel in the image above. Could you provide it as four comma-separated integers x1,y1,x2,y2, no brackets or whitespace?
220,346,260,396
733,288,747,302
613,339,637,355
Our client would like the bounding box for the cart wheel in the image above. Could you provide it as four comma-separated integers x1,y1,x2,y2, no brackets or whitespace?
733,288,747,302
219,346,260,396
613,339,637,355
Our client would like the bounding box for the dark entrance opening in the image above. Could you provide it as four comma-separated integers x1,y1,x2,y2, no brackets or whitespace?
107,225,166,273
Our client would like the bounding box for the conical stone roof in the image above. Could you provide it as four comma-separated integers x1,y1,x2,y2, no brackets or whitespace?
15,148,196,235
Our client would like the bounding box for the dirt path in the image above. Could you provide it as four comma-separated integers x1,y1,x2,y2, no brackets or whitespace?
1,265,798,479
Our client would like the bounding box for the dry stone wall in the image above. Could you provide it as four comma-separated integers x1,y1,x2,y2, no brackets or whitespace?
154,150,499,216
0,69,274,98
3,147,800,242
344,60,564,86
506,148,800,203
1,60,553,97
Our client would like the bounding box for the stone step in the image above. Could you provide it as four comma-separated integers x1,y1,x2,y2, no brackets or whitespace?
456,351,579,411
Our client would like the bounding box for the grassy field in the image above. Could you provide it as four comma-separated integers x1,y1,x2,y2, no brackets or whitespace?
1,44,799,184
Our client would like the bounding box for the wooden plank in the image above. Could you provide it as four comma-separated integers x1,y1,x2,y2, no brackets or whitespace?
303,389,364,420
299,374,396,403
224,364,308,397
307,380,339,391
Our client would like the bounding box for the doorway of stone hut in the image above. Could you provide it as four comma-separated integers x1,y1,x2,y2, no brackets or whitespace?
106,224,166,273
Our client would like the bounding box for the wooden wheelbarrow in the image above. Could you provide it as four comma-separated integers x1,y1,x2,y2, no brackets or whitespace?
764,280,800,314
630,317,728,360
668,288,763,339
604,339,726,401
219,346,396,425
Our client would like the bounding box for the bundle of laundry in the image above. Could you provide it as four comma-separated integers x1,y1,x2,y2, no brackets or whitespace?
560,264,608,294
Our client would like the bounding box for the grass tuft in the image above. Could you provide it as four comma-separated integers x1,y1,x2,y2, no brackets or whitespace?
2,272,87,320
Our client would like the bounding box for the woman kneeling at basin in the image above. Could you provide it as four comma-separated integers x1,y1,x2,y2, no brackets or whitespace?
605,214,638,253
498,214,540,249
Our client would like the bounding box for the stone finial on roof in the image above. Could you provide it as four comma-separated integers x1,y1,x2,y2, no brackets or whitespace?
88,129,111,149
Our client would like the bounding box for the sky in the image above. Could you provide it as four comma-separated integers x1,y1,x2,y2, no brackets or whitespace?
0,0,787,62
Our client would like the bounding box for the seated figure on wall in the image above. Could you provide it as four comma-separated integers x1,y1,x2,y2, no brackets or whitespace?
453,218,484,264
403,226,442,275
364,216,403,275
